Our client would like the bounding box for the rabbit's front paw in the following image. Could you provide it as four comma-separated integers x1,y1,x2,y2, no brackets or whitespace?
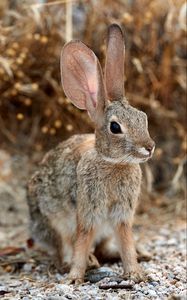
123,268,146,283
65,269,85,285
61,275,84,285
66,275,84,285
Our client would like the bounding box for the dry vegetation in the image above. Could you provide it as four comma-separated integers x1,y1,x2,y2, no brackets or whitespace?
0,0,186,196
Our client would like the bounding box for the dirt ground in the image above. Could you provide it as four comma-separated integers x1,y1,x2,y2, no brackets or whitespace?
0,149,186,300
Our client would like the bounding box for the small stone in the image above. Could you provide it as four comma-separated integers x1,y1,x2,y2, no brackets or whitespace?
148,290,157,297
149,281,159,287
108,276,123,283
29,289,38,296
57,284,72,294
148,273,160,282
55,273,64,281
0,286,8,292
173,267,182,275
48,297,66,300
170,279,177,285
85,267,117,283
9,280,23,288
143,289,149,295
167,272,175,280
120,280,133,285
167,239,177,246
23,263,33,272
159,228,170,236
33,297,43,300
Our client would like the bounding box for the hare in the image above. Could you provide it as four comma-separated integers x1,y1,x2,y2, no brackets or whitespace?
27,24,155,284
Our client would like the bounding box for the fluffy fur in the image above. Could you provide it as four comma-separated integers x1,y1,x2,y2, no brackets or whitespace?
27,24,155,283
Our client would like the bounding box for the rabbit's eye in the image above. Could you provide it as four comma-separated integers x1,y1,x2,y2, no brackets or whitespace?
110,121,122,134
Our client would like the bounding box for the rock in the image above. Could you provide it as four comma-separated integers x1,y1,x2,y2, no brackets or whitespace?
85,267,117,283
159,228,170,236
23,263,33,272
55,273,64,281
56,284,72,294
0,286,8,292
173,267,182,275
167,239,177,246
148,273,160,282
48,297,66,300
148,290,157,297
149,281,159,287
143,289,149,295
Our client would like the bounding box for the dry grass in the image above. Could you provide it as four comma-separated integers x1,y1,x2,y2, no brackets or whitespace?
0,0,186,193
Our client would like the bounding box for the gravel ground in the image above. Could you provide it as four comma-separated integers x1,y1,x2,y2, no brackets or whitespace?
0,150,186,300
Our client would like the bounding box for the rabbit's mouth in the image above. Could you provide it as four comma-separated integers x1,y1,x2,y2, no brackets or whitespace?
135,146,155,159
100,146,154,164
125,146,155,163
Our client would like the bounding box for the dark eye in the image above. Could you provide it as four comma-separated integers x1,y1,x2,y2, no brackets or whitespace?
110,121,122,134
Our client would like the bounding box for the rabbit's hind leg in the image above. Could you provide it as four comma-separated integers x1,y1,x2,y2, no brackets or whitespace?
48,215,75,274
28,202,68,273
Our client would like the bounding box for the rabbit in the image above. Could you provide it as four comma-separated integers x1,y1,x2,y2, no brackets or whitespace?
27,23,155,284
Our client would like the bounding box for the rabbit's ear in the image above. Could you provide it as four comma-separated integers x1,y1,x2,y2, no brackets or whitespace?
61,41,106,123
105,24,125,101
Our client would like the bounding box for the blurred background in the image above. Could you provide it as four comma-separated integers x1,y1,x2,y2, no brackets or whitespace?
0,0,186,242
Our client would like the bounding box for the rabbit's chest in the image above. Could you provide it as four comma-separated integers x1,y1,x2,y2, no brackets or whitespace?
77,158,141,226
102,170,141,221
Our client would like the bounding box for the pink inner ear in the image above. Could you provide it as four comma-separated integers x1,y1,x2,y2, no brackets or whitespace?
90,94,97,108
71,51,98,109
87,78,98,108
61,41,106,121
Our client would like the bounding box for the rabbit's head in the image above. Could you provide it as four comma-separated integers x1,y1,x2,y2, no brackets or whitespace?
61,24,155,163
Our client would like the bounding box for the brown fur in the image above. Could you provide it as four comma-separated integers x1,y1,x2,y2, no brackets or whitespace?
27,24,155,283
115,223,144,281
68,224,96,284
77,135,95,154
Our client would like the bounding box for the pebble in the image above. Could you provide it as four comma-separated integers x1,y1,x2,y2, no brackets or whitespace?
57,284,72,294
148,273,160,282
149,281,159,287
0,286,8,292
23,263,33,272
173,266,182,274
148,290,157,297
167,238,177,246
9,280,22,287
55,273,64,281
85,267,117,283
159,228,170,236
48,297,66,300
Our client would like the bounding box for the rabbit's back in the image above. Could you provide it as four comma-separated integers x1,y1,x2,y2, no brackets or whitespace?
28,134,95,217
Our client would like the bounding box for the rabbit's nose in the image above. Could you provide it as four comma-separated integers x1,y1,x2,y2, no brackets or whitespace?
145,141,155,155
